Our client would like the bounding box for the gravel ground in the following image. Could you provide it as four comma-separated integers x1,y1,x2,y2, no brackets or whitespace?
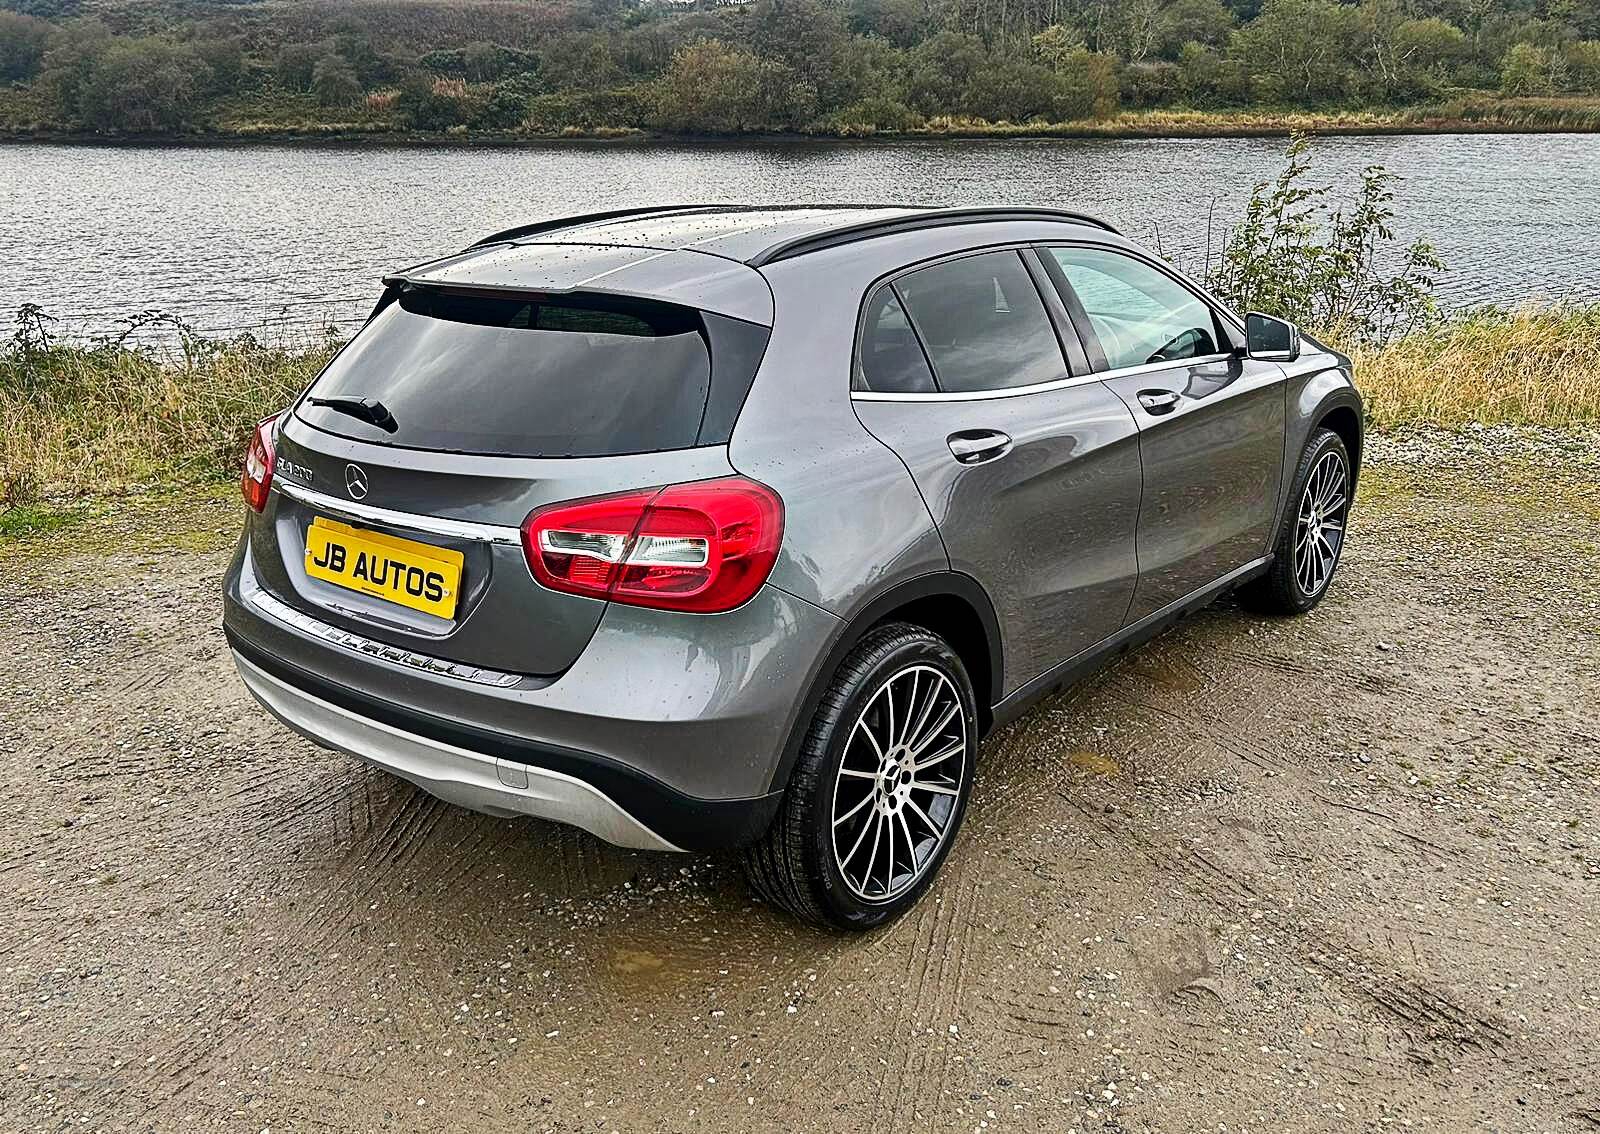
2,429,1598,1133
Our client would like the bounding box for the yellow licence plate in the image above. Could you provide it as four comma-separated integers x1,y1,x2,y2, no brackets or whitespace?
304,518,465,619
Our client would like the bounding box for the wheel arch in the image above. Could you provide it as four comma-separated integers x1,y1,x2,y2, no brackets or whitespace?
1270,379,1364,551
765,573,1003,795
1314,399,1364,485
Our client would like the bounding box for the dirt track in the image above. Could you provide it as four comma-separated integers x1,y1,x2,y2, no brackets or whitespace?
3,430,1599,1133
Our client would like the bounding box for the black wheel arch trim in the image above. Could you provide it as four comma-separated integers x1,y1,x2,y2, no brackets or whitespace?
1309,388,1365,478
765,571,1003,795
1265,385,1364,551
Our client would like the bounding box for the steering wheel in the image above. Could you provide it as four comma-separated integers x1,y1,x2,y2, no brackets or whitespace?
1147,327,1209,365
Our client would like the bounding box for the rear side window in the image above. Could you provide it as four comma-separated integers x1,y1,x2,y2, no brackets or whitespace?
296,289,737,458
891,251,1067,394
854,289,937,394
1045,247,1226,371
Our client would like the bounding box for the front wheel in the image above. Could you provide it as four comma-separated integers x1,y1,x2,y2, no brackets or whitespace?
1241,427,1352,615
744,623,978,930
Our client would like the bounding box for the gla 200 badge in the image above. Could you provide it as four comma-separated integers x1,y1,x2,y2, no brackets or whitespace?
275,457,314,484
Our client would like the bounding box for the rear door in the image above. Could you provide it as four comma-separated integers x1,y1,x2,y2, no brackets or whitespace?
1038,245,1286,622
250,285,768,676
850,248,1142,698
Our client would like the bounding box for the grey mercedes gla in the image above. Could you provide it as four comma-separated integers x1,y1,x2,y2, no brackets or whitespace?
224,204,1361,929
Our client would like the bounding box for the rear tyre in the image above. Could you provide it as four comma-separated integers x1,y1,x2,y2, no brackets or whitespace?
744,622,978,931
1240,427,1352,616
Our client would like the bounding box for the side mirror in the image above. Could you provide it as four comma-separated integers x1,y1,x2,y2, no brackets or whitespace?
1245,312,1301,362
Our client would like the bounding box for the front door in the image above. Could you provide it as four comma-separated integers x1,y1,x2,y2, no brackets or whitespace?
850,248,1143,698
1039,245,1287,622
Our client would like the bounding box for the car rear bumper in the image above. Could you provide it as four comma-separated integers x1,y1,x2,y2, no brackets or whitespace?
228,633,791,852
233,648,688,851
222,539,838,851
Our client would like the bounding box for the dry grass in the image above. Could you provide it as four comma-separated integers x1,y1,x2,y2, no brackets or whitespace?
838,108,1423,141
1336,305,1600,429
1405,95,1600,133
0,332,336,508
2,306,1597,515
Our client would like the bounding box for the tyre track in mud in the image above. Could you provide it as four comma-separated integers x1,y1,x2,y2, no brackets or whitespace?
4,451,1600,1131
949,487,1600,1125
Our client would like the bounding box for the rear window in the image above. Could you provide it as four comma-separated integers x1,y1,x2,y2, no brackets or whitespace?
295,288,718,457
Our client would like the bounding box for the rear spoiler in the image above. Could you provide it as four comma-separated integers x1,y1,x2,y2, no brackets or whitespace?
380,246,775,326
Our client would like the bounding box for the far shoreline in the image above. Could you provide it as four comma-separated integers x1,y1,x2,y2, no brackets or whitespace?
6,107,1600,149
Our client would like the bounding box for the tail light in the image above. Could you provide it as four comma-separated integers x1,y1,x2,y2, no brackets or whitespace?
522,477,784,613
241,414,279,513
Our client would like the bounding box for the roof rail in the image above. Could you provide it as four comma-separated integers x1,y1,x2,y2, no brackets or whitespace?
745,207,1120,267
466,203,907,250
467,205,759,249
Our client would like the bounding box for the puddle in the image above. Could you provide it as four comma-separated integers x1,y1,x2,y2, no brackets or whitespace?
1129,651,1206,694
1150,929,1224,1006
1069,750,1122,776
611,948,667,977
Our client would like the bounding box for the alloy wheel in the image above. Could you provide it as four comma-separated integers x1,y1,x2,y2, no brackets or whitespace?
1295,449,1349,598
830,664,967,903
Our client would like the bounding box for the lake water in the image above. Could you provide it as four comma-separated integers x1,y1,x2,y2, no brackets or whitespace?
4,133,1598,341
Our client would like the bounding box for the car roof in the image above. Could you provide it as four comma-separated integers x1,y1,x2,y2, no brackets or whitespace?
469,204,1120,266
383,205,1122,326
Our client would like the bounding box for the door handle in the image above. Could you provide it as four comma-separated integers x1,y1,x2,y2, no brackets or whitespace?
1136,389,1182,415
947,429,1012,465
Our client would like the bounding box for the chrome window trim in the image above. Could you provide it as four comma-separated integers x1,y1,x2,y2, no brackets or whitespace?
851,370,1104,403
1098,351,1236,381
271,478,522,545
849,352,1235,403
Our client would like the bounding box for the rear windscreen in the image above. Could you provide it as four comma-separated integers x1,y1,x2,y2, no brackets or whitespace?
295,288,714,457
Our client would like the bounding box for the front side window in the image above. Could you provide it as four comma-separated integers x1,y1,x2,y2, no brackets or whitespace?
892,251,1067,394
1046,247,1226,371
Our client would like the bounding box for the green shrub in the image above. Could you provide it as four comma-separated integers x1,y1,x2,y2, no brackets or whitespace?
827,94,923,133
396,72,480,130
310,54,360,106
38,31,213,132
649,40,816,133
0,10,51,82
1501,42,1552,95
1176,41,1250,104
1230,0,1360,104
471,81,531,130
520,86,646,132
193,36,249,98
1207,134,1442,343
1055,49,1121,119
1121,60,1182,107
906,31,987,115
420,42,537,83
1157,0,1236,57
1563,40,1600,92
274,40,332,92
967,58,1071,121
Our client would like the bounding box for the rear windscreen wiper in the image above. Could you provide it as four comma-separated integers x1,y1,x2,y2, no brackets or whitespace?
307,395,398,433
